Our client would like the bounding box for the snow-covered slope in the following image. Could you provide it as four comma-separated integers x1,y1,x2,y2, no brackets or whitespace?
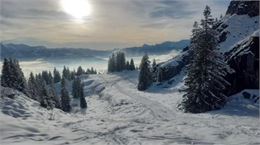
218,14,259,52
1,72,259,145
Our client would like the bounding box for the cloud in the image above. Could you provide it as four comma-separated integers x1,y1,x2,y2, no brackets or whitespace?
0,0,230,50
0,0,68,20
149,0,197,19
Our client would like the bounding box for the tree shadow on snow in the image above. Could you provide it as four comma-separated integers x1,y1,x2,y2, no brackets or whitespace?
208,97,259,118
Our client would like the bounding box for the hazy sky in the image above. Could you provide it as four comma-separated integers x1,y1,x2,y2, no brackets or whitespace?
0,0,230,50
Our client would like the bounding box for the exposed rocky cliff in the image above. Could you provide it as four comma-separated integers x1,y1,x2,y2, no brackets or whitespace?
226,0,259,17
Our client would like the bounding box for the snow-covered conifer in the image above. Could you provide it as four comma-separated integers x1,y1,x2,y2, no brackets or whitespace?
181,6,231,113
60,76,71,112
138,54,153,91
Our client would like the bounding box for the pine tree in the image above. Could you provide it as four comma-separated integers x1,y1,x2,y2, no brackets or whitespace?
90,67,94,74
1,58,10,87
138,54,153,91
111,53,116,72
1,58,27,94
181,6,231,113
40,81,50,108
72,77,81,99
60,76,71,112
42,71,51,84
126,61,130,70
152,59,156,68
62,66,70,80
70,70,76,80
79,84,87,109
27,72,38,100
108,57,112,72
77,66,84,76
130,58,135,70
53,67,61,83
48,71,53,84
50,80,61,109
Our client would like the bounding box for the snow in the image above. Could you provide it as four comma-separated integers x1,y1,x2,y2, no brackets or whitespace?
219,14,259,52
1,71,259,145
159,51,188,68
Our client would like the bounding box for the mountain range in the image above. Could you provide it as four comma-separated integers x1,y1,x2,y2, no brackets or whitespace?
0,40,189,60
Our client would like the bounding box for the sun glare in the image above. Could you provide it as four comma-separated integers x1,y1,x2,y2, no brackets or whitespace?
60,0,92,20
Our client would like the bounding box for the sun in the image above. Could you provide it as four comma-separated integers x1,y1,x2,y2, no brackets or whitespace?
60,0,92,19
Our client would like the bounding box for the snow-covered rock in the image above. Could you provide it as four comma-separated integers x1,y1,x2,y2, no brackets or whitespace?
226,0,259,17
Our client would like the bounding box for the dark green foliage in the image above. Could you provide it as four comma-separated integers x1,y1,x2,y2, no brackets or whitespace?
72,77,81,98
27,72,38,100
107,52,135,72
85,67,97,74
40,81,55,109
60,77,71,112
117,51,126,71
28,71,60,109
152,59,156,68
79,84,87,109
77,66,84,76
138,54,153,91
70,70,76,80
53,67,61,83
1,58,27,94
181,6,231,113
130,58,135,70
62,66,71,80
41,71,53,85
49,80,61,109
126,61,130,70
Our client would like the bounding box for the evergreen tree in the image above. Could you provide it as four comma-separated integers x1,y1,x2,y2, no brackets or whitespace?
79,84,87,109
111,53,116,72
90,67,94,74
126,61,130,70
151,59,158,81
152,59,156,68
1,58,10,87
42,71,51,84
27,72,38,100
72,77,81,99
53,67,61,83
138,54,153,91
70,70,76,80
48,71,53,84
130,58,135,70
108,57,113,72
62,66,70,80
181,6,231,113
60,76,71,112
50,80,61,109
1,58,27,94
77,66,84,76
40,81,54,109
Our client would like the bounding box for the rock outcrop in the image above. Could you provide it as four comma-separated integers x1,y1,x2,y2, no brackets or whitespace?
225,36,259,95
226,0,259,17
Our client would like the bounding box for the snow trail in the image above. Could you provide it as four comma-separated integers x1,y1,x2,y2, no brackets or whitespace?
1,72,260,145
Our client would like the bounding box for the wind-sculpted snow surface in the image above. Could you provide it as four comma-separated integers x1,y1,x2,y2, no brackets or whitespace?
0,72,260,145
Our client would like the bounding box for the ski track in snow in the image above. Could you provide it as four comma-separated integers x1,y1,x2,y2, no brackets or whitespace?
1,71,260,145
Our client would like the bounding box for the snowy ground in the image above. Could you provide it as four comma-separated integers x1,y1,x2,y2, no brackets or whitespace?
1,71,260,145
